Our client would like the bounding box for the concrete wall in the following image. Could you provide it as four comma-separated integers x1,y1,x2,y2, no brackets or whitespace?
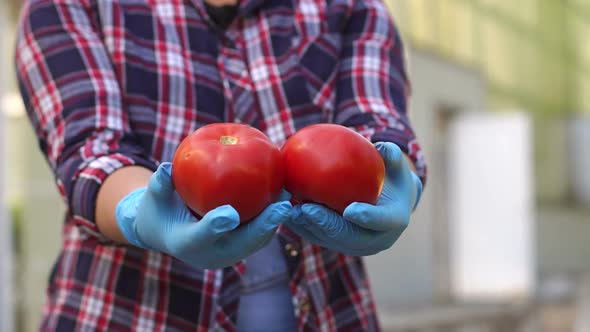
567,116,590,206
1,4,15,331
534,116,570,203
537,206,590,275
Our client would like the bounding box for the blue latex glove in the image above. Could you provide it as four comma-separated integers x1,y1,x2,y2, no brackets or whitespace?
286,142,422,256
116,162,292,269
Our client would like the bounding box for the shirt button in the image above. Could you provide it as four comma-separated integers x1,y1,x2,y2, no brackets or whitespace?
285,243,299,257
299,297,311,312
223,38,235,48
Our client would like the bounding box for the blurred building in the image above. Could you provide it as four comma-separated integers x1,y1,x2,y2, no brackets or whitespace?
367,1,590,330
1,1,589,331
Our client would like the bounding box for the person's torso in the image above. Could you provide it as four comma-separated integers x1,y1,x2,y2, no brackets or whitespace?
42,1,381,331
97,0,344,162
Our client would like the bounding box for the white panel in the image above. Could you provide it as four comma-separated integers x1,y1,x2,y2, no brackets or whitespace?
448,112,535,301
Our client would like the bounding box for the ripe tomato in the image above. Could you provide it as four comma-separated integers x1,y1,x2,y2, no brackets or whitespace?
172,123,283,223
281,124,385,214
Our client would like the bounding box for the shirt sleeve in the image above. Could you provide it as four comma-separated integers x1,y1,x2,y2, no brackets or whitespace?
334,0,427,184
14,0,158,237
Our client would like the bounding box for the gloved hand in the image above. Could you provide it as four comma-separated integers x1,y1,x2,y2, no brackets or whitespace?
285,142,422,256
116,162,292,269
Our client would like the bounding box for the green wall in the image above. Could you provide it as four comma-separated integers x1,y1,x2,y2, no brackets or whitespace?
386,0,589,116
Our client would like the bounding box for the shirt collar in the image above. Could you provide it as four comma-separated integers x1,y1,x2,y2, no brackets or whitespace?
190,0,266,22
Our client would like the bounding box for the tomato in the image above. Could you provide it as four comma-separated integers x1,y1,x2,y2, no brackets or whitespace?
281,124,385,214
172,123,283,223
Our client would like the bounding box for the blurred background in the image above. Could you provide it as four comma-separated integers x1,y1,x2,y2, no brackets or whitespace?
1,0,590,331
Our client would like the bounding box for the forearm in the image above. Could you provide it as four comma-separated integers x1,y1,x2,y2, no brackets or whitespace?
96,166,153,243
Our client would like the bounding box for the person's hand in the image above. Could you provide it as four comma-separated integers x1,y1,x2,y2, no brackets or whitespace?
115,162,292,269
285,142,422,256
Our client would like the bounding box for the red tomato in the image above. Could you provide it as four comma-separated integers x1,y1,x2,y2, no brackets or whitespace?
172,123,283,223
282,124,385,214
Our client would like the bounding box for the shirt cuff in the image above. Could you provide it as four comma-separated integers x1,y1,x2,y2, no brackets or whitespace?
370,128,427,186
69,153,157,237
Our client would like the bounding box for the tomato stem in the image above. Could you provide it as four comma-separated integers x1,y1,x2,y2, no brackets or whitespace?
220,136,239,145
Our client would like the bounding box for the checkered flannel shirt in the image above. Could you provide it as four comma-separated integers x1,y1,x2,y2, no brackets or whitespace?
15,0,426,330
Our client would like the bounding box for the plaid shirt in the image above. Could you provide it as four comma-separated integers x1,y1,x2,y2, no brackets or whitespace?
15,0,426,331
